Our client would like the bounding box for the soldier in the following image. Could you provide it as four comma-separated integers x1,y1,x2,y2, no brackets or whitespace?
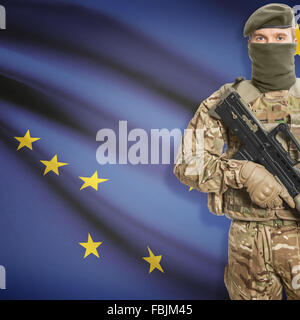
174,3,300,300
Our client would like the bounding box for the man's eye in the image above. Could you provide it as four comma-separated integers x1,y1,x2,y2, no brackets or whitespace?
277,36,285,40
256,36,264,41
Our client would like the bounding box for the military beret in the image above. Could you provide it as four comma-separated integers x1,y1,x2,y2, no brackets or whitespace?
243,3,295,38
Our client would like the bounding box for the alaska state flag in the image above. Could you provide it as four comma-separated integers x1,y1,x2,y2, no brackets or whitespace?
0,0,298,299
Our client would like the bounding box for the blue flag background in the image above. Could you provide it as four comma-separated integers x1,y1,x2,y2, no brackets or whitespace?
0,0,298,299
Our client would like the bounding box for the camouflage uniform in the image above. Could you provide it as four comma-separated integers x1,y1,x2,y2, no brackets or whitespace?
173,79,300,299
225,219,300,300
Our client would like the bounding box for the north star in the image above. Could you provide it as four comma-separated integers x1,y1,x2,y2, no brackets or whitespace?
107,304,142,318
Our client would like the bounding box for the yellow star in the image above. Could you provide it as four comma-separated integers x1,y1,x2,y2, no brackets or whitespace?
142,246,164,274
79,233,102,258
40,154,68,175
295,24,300,56
79,171,109,191
189,187,194,192
14,129,40,150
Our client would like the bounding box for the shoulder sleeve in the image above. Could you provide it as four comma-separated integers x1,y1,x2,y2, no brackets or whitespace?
173,82,246,194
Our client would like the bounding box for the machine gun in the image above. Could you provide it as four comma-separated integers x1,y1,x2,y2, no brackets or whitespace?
208,87,300,211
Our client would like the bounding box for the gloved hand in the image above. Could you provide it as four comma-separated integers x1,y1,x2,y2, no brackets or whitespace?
239,161,295,209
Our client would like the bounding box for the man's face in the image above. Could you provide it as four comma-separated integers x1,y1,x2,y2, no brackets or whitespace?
248,27,297,43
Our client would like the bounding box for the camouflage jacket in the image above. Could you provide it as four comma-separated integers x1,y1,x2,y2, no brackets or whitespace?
174,79,300,221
